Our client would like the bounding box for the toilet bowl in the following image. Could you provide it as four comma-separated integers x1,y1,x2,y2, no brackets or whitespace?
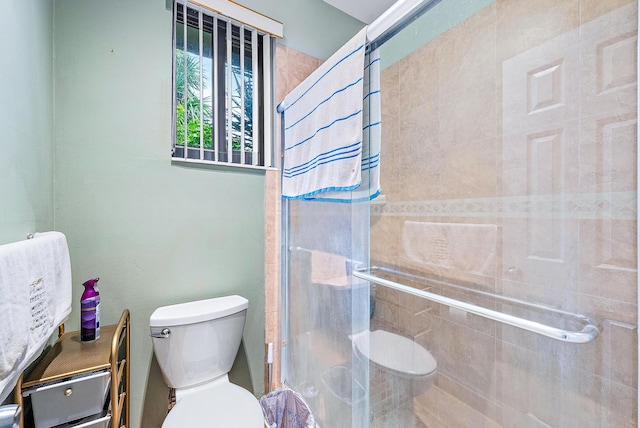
351,329,437,389
149,295,266,428
161,375,264,427
311,277,438,390
351,329,437,421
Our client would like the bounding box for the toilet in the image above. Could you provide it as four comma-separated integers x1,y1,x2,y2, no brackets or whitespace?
317,278,438,387
319,279,438,418
149,295,265,427
351,329,437,422
351,329,437,387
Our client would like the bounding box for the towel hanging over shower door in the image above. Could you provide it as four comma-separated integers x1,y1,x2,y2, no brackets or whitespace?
280,27,381,202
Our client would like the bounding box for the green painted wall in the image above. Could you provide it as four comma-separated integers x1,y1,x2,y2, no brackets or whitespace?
2,0,360,425
0,0,54,245
53,0,267,426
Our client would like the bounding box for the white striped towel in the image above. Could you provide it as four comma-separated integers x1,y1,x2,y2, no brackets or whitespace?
355,48,382,202
307,48,382,203
281,28,371,201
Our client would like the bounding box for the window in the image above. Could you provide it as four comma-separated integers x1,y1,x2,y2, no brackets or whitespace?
172,1,277,168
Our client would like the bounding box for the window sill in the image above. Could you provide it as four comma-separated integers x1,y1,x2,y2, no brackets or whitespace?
171,157,278,172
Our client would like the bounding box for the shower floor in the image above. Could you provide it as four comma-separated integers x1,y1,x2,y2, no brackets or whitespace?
370,406,427,428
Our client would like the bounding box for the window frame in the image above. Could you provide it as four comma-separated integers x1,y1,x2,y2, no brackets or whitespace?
171,0,277,169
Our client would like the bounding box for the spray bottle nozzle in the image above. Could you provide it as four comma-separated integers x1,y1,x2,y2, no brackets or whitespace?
83,278,100,287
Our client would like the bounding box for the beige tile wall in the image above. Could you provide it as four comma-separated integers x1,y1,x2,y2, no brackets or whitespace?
264,44,323,393
371,0,638,426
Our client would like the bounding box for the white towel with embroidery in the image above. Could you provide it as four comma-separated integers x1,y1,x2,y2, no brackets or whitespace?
281,28,368,200
401,222,497,276
0,231,72,402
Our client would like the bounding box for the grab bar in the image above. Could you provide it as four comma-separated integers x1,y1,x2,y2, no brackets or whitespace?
352,267,599,344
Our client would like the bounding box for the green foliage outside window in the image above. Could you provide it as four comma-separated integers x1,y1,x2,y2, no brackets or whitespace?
175,48,254,152
175,50,213,148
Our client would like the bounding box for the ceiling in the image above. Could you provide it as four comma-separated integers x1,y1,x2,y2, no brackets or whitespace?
321,0,398,24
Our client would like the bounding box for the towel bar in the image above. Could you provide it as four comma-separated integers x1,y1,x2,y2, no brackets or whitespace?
352,267,599,344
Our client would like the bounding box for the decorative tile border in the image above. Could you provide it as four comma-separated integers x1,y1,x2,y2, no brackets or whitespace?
371,192,637,220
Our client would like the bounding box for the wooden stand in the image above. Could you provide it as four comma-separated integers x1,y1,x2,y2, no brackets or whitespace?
15,309,130,428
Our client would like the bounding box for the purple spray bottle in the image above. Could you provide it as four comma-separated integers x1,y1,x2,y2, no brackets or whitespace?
80,278,101,342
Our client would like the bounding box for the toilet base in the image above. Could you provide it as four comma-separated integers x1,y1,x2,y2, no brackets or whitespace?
370,362,413,421
350,330,437,423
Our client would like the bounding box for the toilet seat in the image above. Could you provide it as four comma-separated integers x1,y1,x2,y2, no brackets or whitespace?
353,330,437,378
162,381,265,428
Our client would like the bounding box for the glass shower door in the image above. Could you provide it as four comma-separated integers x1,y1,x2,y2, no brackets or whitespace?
367,0,638,427
284,198,370,428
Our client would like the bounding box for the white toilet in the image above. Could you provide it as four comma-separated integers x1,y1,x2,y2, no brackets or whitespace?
319,279,438,388
149,295,266,427
351,329,437,386
351,329,437,421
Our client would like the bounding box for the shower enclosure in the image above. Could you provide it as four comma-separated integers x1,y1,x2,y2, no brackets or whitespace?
283,0,638,426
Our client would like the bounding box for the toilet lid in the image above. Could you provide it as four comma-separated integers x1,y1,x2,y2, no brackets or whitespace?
354,330,437,376
162,382,264,428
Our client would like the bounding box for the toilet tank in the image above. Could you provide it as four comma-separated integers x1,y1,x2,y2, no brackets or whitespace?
149,295,249,389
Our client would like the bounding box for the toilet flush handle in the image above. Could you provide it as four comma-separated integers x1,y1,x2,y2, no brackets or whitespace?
150,328,171,339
